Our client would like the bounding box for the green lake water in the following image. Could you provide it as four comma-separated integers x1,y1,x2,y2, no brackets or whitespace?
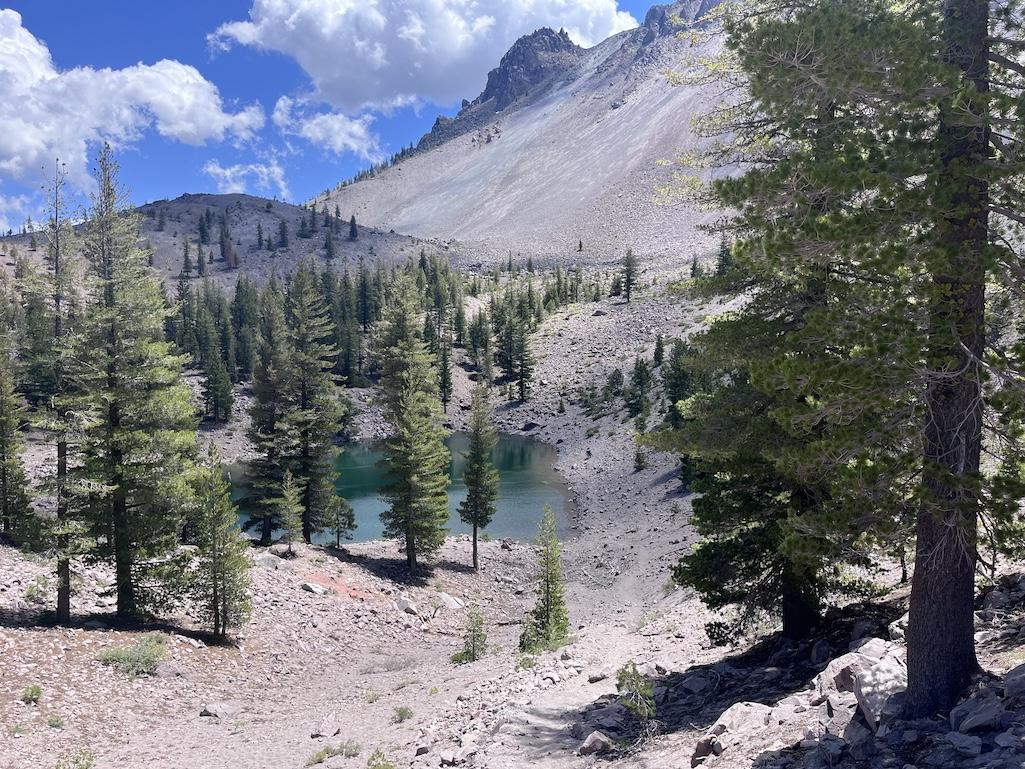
232,432,569,544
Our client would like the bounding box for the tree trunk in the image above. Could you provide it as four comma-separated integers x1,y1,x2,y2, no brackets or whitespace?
781,563,819,640
905,0,988,718
406,525,416,571
472,524,479,572
55,438,71,623
260,514,273,548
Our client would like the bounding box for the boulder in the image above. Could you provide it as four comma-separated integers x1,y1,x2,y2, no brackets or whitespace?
681,673,711,694
888,613,909,642
815,652,874,697
578,730,614,756
709,701,773,736
154,662,184,679
949,693,1005,733
843,718,875,761
1004,662,1025,699
851,637,892,660
810,639,831,666
945,732,982,757
853,655,907,729
255,553,283,570
301,582,329,596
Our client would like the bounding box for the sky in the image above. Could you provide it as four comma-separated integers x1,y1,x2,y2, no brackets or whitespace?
0,0,652,232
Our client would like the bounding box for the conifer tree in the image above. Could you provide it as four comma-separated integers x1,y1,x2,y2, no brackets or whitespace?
379,277,450,569
191,448,251,638
256,221,264,250
326,493,355,549
277,219,288,249
0,341,31,540
325,230,335,260
283,260,344,541
459,384,499,570
514,318,533,401
202,353,233,421
349,214,358,241
73,145,197,617
277,469,304,556
247,286,294,545
181,241,192,277
453,608,488,663
520,507,568,651
622,249,638,302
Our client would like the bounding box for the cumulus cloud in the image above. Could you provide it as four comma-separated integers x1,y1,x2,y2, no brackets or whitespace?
210,0,638,112
0,193,30,234
203,159,290,199
0,10,264,189
272,97,379,159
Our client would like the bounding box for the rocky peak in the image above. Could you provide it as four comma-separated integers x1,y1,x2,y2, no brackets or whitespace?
641,0,724,44
477,27,582,110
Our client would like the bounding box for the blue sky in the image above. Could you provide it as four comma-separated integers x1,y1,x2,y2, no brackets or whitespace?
0,0,651,231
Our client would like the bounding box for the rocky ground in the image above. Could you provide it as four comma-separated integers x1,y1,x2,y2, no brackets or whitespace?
3,266,1024,769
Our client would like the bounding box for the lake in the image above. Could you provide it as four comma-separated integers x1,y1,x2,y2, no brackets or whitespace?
232,432,569,545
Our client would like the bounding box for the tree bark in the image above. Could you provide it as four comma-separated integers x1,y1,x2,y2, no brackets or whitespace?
781,562,819,640
905,0,988,717
473,524,479,572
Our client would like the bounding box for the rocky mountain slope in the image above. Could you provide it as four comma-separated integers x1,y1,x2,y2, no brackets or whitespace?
0,192,444,289
318,0,726,264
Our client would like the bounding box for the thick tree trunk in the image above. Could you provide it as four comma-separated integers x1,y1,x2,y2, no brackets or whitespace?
781,563,819,640
905,0,988,717
260,513,273,547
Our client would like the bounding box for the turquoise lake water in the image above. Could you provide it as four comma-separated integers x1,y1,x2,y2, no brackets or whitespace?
233,432,568,545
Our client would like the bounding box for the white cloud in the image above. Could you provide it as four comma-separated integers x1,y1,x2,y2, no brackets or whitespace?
211,0,638,112
272,96,379,159
0,10,264,189
203,159,290,199
0,193,30,234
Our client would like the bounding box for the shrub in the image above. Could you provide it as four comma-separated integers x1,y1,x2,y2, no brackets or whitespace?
306,741,360,765
616,662,656,724
20,684,42,704
450,609,487,664
366,750,396,769
47,715,64,729
391,706,413,723
98,633,166,677
55,750,96,769
365,690,381,703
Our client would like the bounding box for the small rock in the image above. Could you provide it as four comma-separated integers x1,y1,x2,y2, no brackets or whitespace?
397,598,420,616
587,672,608,684
301,582,329,596
200,701,241,719
578,730,614,756
810,639,831,666
439,592,464,610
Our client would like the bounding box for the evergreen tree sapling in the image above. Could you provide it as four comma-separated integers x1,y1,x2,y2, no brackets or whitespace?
520,507,569,651
458,384,499,570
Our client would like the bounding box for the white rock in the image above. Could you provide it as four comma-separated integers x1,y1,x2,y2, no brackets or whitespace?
815,652,874,697
578,730,614,756
854,655,907,729
301,582,329,596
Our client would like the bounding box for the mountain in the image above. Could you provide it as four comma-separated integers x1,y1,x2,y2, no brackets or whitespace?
319,0,726,265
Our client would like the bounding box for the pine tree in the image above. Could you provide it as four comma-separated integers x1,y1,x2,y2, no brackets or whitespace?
349,214,357,241
283,260,343,541
622,249,638,302
202,353,233,421
276,469,304,556
247,287,294,545
256,222,264,250
156,208,166,232
379,277,450,569
326,493,355,549
514,318,533,402
73,144,197,617
325,231,335,260
520,507,568,652
191,448,251,639
0,341,31,540
181,241,193,277
459,384,499,571
277,219,288,249
452,608,488,663
715,235,734,276
438,334,452,409
653,335,665,367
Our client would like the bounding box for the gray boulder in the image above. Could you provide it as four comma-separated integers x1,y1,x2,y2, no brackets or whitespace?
578,730,614,756
1005,662,1025,699
949,693,1005,733
945,731,983,757
853,655,907,729
301,582,329,596
200,701,241,719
